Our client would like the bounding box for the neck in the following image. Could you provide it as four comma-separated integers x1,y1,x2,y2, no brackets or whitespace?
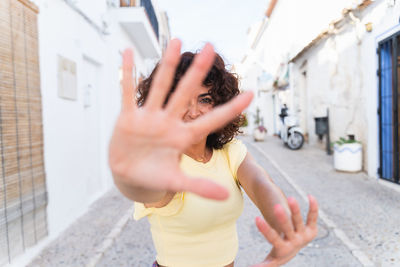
184,139,210,161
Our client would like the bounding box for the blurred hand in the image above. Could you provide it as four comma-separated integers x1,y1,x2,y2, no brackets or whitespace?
251,195,318,267
108,39,253,201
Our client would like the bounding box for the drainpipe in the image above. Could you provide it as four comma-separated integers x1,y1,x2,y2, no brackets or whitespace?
265,0,278,18
251,0,279,49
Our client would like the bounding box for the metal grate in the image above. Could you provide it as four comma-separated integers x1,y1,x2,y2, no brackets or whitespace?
378,31,400,184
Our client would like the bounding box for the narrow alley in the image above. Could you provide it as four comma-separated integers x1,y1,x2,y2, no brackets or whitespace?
28,136,400,266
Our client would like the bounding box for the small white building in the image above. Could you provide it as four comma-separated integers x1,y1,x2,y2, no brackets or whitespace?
236,0,278,135
239,0,400,184
0,0,169,265
238,0,359,136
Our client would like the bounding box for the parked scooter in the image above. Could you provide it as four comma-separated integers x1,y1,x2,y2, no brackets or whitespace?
279,105,304,150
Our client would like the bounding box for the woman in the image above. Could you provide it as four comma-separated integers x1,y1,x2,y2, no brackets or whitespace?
109,39,318,267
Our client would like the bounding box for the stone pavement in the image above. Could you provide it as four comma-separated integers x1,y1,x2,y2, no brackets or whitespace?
27,189,133,267
27,136,400,267
242,135,400,267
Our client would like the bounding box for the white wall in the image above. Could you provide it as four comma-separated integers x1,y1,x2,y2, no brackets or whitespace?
290,1,400,176
292,30,369,149
364,1,400,177
239,0,377,140
256,0,357,74
35,0,155,238
73,0,108,26
241,0,400,177
239,63,260,131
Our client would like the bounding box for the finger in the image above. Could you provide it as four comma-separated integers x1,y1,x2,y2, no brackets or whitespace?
121,48,136,112
255,216,284,248
306,195,319,229
168,175,230,200
144,39,181,110
288,197,305,232
165,43,215,116
274,204,296,240
187,91,253,136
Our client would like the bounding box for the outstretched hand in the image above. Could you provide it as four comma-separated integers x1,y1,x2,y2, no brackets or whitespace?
252,195,319,267
108,39,253,201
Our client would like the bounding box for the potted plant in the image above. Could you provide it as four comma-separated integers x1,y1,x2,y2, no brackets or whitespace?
254,125,267,141
252,107,267,141
332,135,362,172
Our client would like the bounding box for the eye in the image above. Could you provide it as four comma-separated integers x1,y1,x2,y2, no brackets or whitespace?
199,97,213,104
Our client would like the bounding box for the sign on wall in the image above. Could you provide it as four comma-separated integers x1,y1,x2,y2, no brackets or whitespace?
58,55,78,100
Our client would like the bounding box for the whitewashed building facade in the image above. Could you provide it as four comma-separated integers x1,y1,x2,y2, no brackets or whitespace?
239,0,400,184
0,0,169,265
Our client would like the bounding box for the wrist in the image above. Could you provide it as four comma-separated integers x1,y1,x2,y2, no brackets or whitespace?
264,258,280,267
266,248,299,267
113,176,166,203
265,254,280,267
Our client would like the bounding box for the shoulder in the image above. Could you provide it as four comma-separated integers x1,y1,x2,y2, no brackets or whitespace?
222,138,248,178
223,138,247,155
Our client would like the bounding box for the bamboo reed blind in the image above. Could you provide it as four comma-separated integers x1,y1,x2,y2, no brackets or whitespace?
0,0,47,264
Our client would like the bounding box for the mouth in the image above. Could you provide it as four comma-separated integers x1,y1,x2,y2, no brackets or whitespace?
183,117,199,123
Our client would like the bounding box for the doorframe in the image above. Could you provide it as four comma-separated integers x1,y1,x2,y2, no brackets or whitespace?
377,30,400,184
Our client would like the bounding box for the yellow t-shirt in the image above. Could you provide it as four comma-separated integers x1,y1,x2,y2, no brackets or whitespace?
134,139,247,267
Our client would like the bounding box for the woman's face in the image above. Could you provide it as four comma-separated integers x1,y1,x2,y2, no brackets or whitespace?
182,85,214,123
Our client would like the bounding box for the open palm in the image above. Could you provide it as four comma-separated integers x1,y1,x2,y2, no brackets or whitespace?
252,196,319,267
108,39,253,201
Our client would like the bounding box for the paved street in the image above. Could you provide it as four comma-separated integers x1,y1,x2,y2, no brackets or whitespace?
28,136,400,267
245,135,400,266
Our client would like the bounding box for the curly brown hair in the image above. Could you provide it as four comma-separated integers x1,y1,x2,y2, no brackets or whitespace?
137,51,243,149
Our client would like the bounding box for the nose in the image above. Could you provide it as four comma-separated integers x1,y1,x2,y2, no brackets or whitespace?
186,99,201,119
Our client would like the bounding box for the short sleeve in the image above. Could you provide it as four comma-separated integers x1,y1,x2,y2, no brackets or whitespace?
133,192,185,220
133,202,153,220
224,138,248,180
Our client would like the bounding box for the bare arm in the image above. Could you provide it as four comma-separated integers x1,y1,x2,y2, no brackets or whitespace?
238,152,319,266
111,170,173,207
111,172,167,203
237,152,290,234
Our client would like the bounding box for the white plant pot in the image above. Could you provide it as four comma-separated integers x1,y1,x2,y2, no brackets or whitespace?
253,128,266,141
333,143,362,172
